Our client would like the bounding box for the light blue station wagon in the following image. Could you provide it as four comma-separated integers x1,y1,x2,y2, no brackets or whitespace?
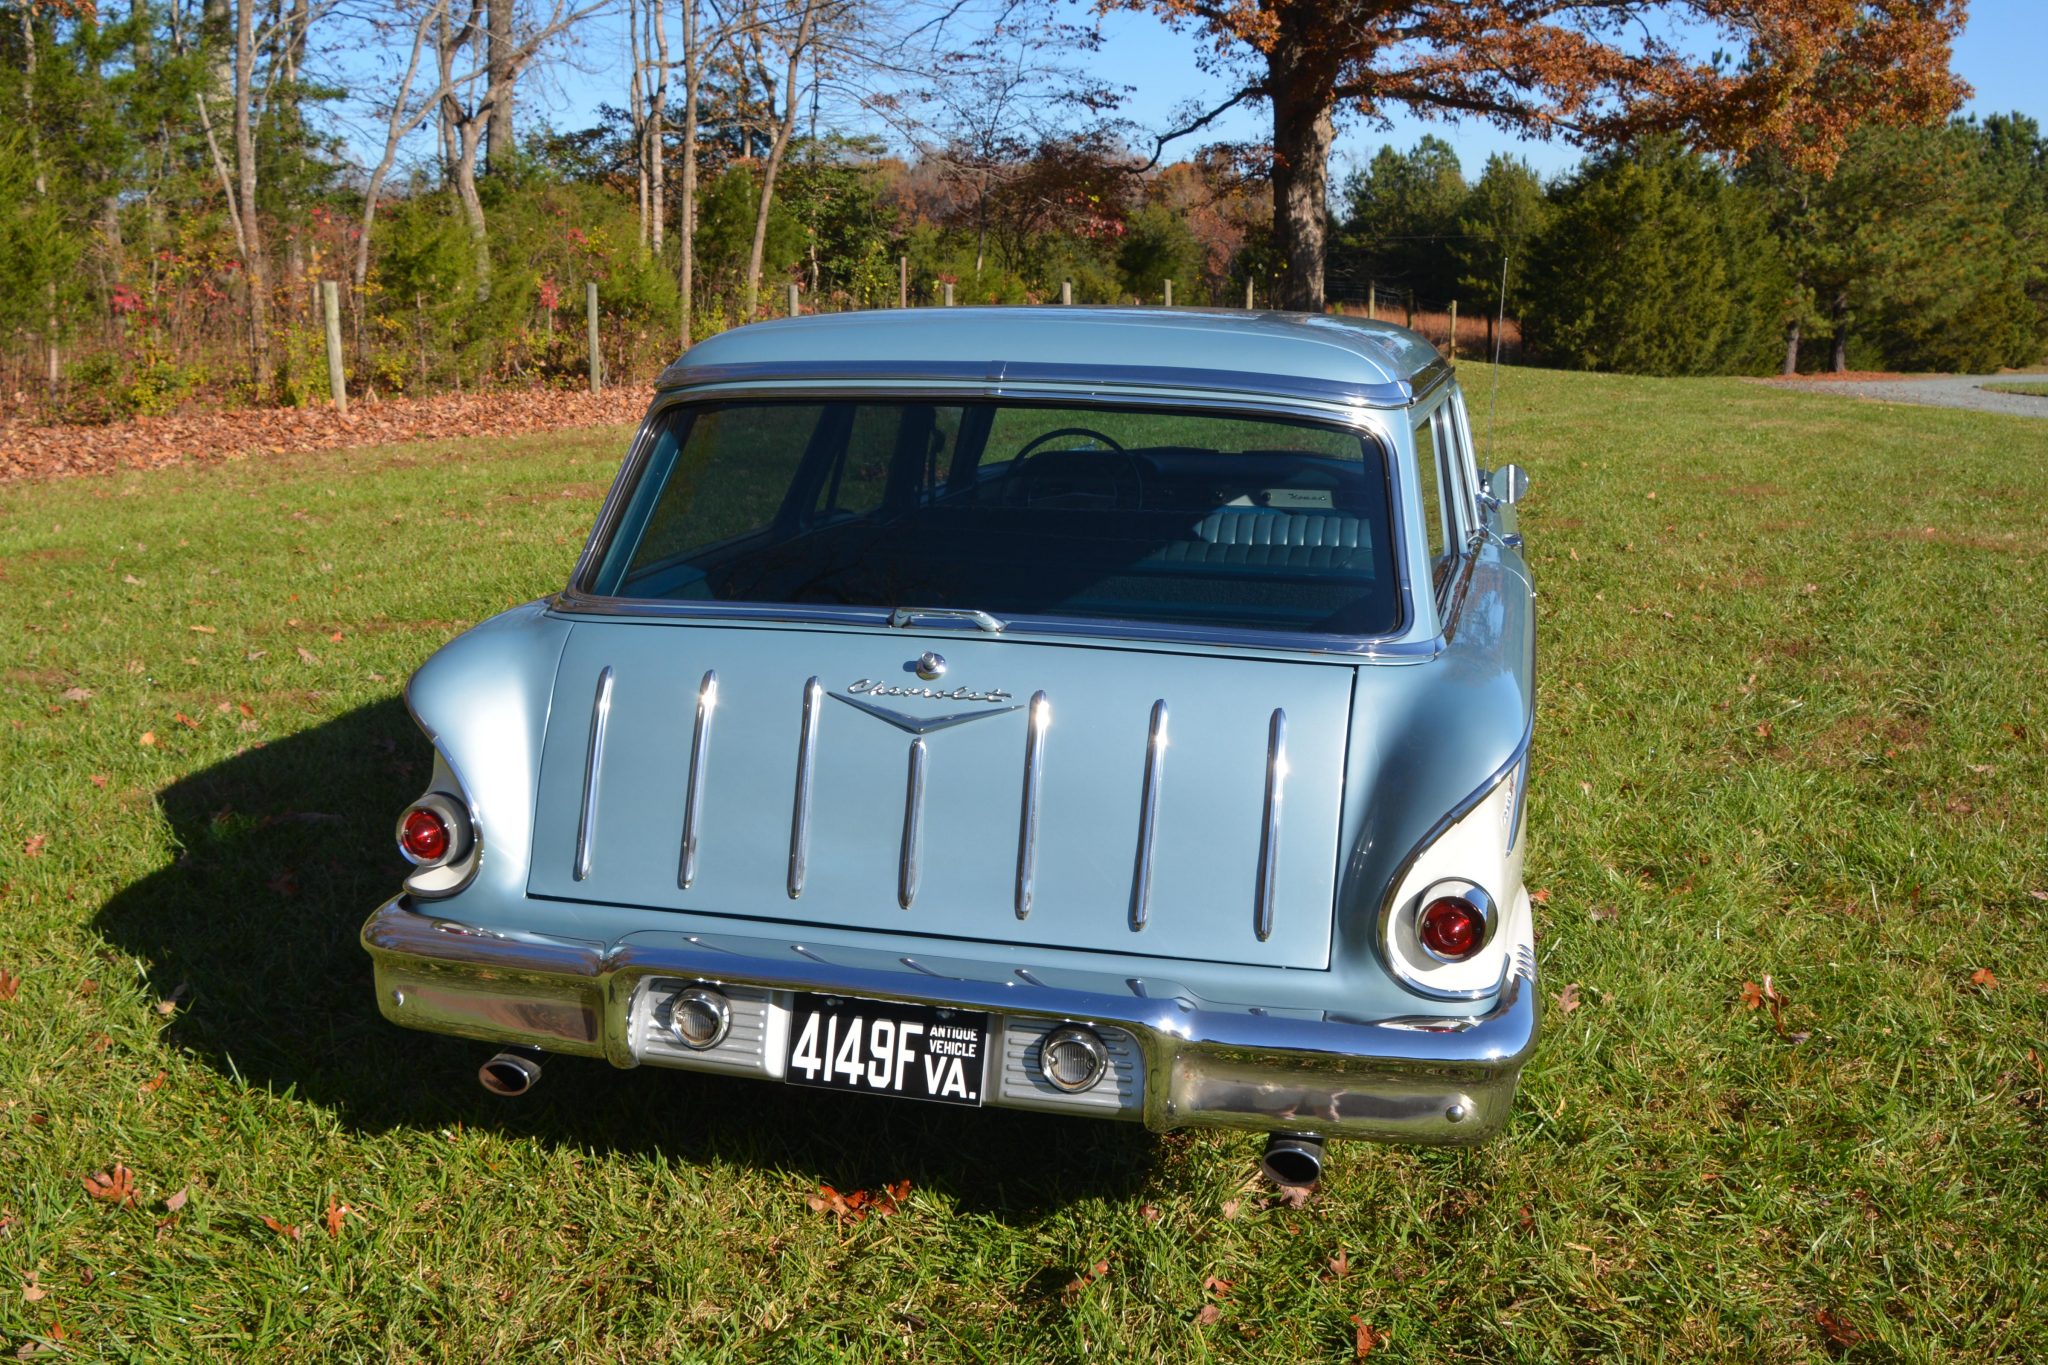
363,306,1539,1186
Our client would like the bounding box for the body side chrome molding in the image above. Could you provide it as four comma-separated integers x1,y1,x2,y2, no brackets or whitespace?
678,670,717,889
1130,699,1168,931
787,677,822,899
1015,691,1049,919
572,667,615,882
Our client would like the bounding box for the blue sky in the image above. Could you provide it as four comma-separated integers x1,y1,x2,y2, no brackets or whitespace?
518,0,2046,183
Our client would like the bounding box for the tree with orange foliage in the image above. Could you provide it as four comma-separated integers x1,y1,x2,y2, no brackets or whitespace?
1103,0,1969,311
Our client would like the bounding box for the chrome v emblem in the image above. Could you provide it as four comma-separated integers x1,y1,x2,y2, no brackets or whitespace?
830,691,1022,734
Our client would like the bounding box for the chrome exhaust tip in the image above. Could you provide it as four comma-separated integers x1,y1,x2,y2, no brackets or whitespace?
478,1048,542,1097
1261,1131,1325,1188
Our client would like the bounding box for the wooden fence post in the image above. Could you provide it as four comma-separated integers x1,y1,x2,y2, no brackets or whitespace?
586,281,601,395
1163,279,1173,308
321,280,347,415
1244,279,1254,310
943,281,955,307
1448,300,1458,359
1367,283,1376,320
899,256,909,308
1404,292,1413,329
788,282,801,317
1061,280,1073,306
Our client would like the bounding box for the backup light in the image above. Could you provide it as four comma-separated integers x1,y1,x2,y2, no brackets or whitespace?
666,986,732,1050
1039,1024,1110,1093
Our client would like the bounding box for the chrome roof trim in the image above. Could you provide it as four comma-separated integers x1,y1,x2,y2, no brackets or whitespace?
653,357,1439,409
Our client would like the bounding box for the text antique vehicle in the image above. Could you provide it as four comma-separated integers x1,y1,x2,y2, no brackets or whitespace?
362,307,1540,1185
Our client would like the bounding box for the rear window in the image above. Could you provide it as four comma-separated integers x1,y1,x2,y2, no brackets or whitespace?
586,399,1401,637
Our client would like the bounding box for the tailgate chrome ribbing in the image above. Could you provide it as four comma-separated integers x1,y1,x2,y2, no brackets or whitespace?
898,738,928,908
573,666,615,882
1254,708,1287,941
1015,691,1050,919
1129,699,1168,931
787,677,822,899
677,669,717,889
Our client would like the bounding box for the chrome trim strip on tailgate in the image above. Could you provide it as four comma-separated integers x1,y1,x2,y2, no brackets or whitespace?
1015,691,1049,919
678,669,717,889
1255,708,1286,942
788,677,822,899
573,666,615,882
898,738,927,909
1130,699,1167,931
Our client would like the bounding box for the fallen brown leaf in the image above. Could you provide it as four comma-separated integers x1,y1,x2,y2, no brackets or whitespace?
1553,982,1582,1015
296,647,318,665
260,1214,302,1241
88,774,108,788
173,712,199,729
327,630,344,643
1813,1308,1865,1347
21,1272,45,1303
1741,975,1790,1036
1326,1248,1351,1279
1203,1275,1233,1297
1529,887,1551,905
138,731,157,747
82,1164,138,1208
1220,1197,1241,1220
138,1071,166,1095
162,1188,188,1214
1270,1183,1314,1210
1352,1316,1381,1357
188,624,216,634
1139,1204,1160,1222
324,1199,352,1238
22,834,45,858
59,687,92,703
1194,1303,1221,1326
1970,967,1999,990
0,969,18,1002
2031,891,2048,902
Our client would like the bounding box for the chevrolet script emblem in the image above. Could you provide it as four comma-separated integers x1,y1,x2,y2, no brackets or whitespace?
833,678,1020,734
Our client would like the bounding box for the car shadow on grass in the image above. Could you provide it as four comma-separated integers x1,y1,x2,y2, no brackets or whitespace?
94,696,1162,1216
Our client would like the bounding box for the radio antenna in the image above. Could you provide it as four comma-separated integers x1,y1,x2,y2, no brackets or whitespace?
1488,252,1509,466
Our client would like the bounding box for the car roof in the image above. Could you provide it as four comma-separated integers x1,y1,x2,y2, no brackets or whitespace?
655,307,1451,408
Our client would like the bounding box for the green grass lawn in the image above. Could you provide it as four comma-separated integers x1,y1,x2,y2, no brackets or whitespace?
2,368,2045,1361
1979,379,2048,398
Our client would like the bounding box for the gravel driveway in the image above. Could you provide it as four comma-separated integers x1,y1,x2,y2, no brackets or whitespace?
1771,374,2048,419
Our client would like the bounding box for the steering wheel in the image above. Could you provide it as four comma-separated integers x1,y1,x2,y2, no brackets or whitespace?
1005,427,1144,508
1012,426,1127,461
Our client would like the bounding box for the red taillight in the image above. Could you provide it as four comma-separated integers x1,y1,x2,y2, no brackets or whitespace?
1419,897,1484,960
400,808,450,862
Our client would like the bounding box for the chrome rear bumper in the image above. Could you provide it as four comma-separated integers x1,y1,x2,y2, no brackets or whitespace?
361,898,1539,1144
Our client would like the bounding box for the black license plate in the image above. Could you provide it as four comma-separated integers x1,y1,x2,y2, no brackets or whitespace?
784,994,989,1107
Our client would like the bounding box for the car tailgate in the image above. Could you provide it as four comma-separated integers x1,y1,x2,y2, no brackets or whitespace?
525,621,1353,969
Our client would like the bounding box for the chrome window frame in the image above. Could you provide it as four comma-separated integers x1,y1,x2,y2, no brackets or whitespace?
555,378,1445,660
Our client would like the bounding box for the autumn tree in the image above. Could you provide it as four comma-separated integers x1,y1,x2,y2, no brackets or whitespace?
1105,0,1969,311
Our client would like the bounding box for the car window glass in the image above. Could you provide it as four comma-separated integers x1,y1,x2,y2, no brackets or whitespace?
814,404,897,519
628,405,815,568
1433,407,1469,546
592,399,1401,637
1413,415,1447,570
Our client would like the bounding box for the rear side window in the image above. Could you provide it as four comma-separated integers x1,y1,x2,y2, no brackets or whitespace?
1413,415,1448,573
587,399,1403,637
